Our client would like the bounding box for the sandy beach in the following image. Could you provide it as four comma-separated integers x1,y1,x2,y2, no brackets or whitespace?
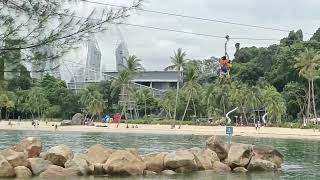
1,120,320,140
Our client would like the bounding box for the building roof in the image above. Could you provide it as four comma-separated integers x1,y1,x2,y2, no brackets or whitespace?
104,71,179,82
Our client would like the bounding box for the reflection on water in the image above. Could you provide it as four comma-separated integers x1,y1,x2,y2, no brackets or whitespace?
0,130,319,180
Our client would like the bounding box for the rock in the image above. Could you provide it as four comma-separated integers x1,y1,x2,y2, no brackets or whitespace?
65,155,90,176
233,167,248,173
45,145,74,167
161,170,176,176
85,144,113,164
143,152,167,173
212,161,231,173
39,152,47,159
13,137,42,158
39,165,79,178
28,158,53,175
0,149,16,157
143,170,157,176
247,157,277,171
0,155,15,177
125,148,141,159
104,150,146,176
206,136,230,160
60,120,72,126
164,149,197,172
224,143,252,168
6,151,29,168
14,166,32,178
71,113,85,125
189,147,219,170
252,145,284,168
89,163,104,175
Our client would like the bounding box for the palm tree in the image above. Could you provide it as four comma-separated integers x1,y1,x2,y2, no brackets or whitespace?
114,55,144,121
181,65,201,123
80,85,105,124
124,55,144,74
295,48,320,124
159,90,176,119
202,84,223,119
134,89,152,117
165,48,187,128
262,86,286,124
111,70,133,122
246,87,261,124
229,83,249,125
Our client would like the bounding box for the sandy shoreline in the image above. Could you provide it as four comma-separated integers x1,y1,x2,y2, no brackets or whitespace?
0,120,320,140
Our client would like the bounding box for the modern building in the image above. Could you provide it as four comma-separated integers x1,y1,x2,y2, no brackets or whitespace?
103,71,179,91
85,38,101,81
115,42,129,71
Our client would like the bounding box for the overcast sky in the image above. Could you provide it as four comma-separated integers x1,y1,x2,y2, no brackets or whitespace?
63,0,320,75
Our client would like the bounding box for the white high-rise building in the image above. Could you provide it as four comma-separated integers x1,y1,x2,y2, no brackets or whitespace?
115,42,129,72
85,38,101,81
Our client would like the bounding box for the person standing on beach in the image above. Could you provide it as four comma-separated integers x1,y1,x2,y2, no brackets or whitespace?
258,121,261,133
55,124,58,131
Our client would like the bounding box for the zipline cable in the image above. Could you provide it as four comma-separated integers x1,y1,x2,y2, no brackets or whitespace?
80,0,314,36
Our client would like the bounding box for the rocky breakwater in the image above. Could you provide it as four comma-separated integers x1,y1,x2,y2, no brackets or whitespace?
0,136,283,178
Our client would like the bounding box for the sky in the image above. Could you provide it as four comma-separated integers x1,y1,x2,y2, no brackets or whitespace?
62,0,320,75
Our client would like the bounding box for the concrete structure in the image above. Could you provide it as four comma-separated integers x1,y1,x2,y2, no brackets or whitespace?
115,42,129,71
85,38,101,81
104,71,179,91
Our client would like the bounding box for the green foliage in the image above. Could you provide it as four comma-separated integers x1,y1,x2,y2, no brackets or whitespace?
80,85,105,119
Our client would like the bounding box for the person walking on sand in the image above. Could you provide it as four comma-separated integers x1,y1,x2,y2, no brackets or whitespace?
55,124,58,131
258,121,261,133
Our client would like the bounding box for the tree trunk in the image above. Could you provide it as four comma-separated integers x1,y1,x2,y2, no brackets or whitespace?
311,79,318,129
144,99,147,117
253,105,256,125
307,79,311,123
172,70,180,128
191,94,197,117
182,92,192,122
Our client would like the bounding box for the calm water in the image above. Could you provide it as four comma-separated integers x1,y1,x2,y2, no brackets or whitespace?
0,130,319,180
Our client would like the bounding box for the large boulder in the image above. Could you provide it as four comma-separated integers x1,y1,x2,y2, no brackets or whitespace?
0,155,15,177
142,152,167,173
206,136,229,161
103,150,146,176
212,161,231,173
39,165,79,178
224,143,253,168
189,147,219,170
71,113,85,125
28,158,53,175
60,120,72,126
161,170,176,176
5,151,29,168
252,145,284,168
164,149,197,172
14,166,32,178
233,167,248,173
85,144,113,164
247,157,277,171
89,163,104,175
65,155,91,176
45,145,74,167
13,137,42,158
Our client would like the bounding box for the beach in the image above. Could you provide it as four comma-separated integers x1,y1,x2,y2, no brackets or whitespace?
1,120,320,140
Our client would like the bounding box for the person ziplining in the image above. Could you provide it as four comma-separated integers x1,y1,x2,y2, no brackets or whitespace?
218,35,233,78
